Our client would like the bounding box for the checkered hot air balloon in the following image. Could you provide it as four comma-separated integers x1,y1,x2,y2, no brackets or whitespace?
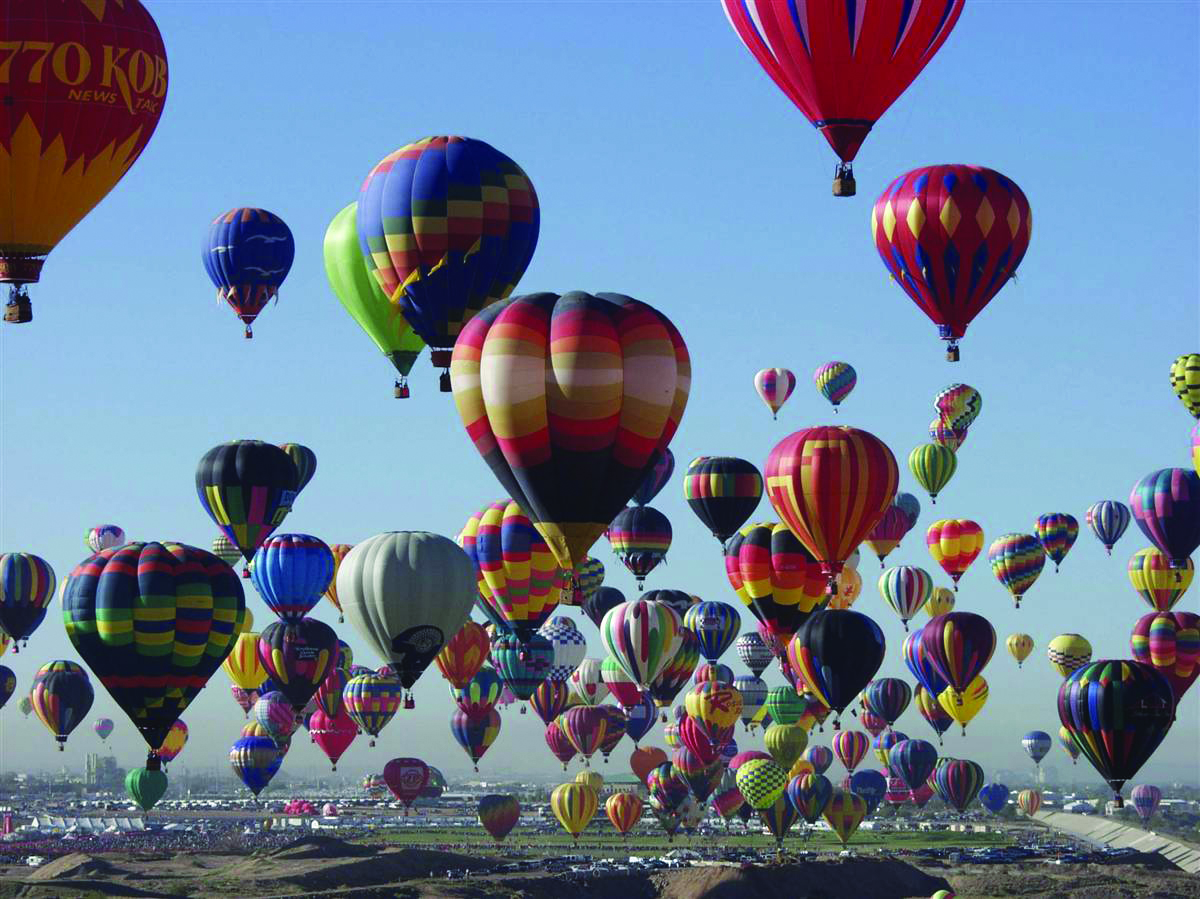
766,427,899,591
735,633,772,678
451,291,689,574
735,757,788,811
357,137,539,389
1034,513,1079,572
1086,501,1131,556
342,673,403,746
540,617,588,683
872,166,1032,360
721,1,964,195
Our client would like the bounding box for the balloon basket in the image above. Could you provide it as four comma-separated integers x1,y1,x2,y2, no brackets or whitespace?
439,371,451,392
394,379,410,399
3,293,32,324
832,174,856,198
244,325,253,339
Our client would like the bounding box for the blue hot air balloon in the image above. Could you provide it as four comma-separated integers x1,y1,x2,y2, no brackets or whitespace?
202,208,295,338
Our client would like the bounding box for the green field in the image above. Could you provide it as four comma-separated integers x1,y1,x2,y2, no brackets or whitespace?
357,825,1012,856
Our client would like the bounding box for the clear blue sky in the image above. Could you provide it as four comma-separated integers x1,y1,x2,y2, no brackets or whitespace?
2,1,1197,790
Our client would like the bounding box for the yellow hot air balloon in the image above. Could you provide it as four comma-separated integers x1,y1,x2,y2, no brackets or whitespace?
1006,634,1034,669
828,567,862,610
238,608,255,636
684,683,743,733
937,675,988,735
222,632,267,690
575,770,604,792
324,544,353,622
551,782,598,840
787,758,815,781
1046,634,1092,678
923,587,955,617
1128,548,1193,612
764,722,808,770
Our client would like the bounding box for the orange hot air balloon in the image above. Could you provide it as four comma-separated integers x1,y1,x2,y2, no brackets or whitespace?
435,621,490,690
630,746,668,785
765,427,899,591
605,792,644,836
1,0,168,322
926,519,984,590
323,544,353,622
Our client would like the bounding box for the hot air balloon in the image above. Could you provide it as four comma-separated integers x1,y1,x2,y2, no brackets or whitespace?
155,719,188,765
544,720,577,769
92,717,114,742
451,665,504,716
257,618,339,714
692,662,734,688
1047,634,1092,678
764,723,808,770
0,552,56,650
0,666,12,712
1017,788,1041,817
724,522,827,642
1034,514,1079,572
935,758,985,812
813,362,856,411
529,678,572,725
342,673,403,746
451,708,501,772
1171,354,1200,418
1007,634,1034,668
339,531,476,699
1130,611,1200,704
202,208,295,338
766,427,899,591
914,686,954,743
600,656,644,709
250,534,334,622
928,418,966,452
903,626,949,697
1086,501,1131,556
640,590,698,619
383,757,430,811
567,659,609,708
786,610,886,725
29,660,92,750
434,621,490,690
310,708,356,770
452,290,689,571
978,782,1010,814
833,731,869,774
735,757,789,810
541,617,589,683
786,772,832,825
0,0,168,322
1128,549,1194,612
606,792,643,836
872,165,1032,360
324,202,424,396
63,542,243,764
735,633,773,678
721,1,963,195
733,675,767,731
461,500,564,637
230,723,284,797
988,533,1045,608
925,520,983,590
1131,469,1200,568
85,526,125,555
632,450,675,507
1022,730,1051,767
584,586,626,630
924,588,955,617
937,675,988,735
908,445,957,504
1131,784,1162,824
1058,725,1080,765
872,731,907,769
1058,660,1175,805
557,706,610,766
195,441,299,575
757,794,800,848
550,782,598,840
683,457,763,547
125,768,168,812
571,556,606,608
877,566,933,631
864,678,912,728
609,506,673,587
252,691,297,744
601,599,683,689
682,601,741,663
648,629,700,714
754,368,796,419
625,694,658,744
491,631,555,701
223,631,268,696
762,685,805,728
357,136,539,388
888,739,938,793
921,612,995,704
801,745,833,777
864,506,910,568
478,794,521,842
823,790,868,845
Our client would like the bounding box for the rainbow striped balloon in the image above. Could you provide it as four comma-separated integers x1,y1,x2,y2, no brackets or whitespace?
608,506,672,586
1128,548,1193,612
813,362,857,410
988,533,1046,607
1033,513,1079,572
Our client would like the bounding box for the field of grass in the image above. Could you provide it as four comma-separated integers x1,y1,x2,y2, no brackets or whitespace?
357,824,1012,856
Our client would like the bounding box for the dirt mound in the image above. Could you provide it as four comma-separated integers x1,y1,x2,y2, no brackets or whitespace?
268,835,376,860
929,860,1200,899
653,859,949,899
26,852,123,881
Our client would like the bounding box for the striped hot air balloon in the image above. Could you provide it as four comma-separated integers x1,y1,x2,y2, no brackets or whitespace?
601,599,683,689
877,566,934,630
1034,514,1079,572
813,362,856,411
925,519,983,590
754,368,796,419
988,534,1046,607
1086,501,1131,556
683,456,763,547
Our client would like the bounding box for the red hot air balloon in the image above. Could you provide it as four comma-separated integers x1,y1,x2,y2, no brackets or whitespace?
765,427,899,591
872,165,1033,361
383,757,430,812
720,1,964,196
1,0,168,321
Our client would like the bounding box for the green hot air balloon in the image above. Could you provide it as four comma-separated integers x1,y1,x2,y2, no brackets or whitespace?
337,532,476,704
908,444,957,504
324,202,425,397
735,757,789,810
126,768,168,811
